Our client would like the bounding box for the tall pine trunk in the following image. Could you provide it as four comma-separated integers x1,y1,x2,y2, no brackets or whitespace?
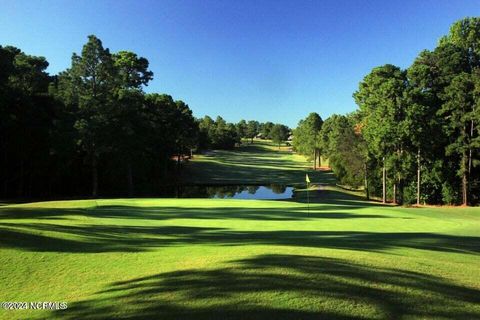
468,107,474,177
462,171,468,206
393,182,397,205
313,149,317,170
364,162,369,200
382,157,386,204
417,148,421,206
462,150,468,206
468,115,474,179
462,122,469,206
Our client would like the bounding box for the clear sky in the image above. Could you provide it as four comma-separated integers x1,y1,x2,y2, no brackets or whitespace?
1,0,480,127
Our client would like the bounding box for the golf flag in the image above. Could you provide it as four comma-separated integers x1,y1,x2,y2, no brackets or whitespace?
306,174,310,183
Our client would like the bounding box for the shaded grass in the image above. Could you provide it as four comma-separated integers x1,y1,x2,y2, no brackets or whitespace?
56,254,480,320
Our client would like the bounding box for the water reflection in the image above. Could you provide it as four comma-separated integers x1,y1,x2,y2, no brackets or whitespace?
171,184,293,199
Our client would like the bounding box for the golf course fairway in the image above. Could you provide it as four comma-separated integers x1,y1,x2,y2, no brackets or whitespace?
0,141,479,319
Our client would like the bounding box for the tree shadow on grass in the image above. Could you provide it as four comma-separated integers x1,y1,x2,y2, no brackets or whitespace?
183,156,336,185
47,254,480,320
92,205,392,220
0,202,390,222
1,222,479,254
0,184,387,222
0,207,90,220
292,186,380,207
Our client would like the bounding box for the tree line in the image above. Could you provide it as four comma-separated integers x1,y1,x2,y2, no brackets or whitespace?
0,35,288,199
293,18,480,206
197,116,290,149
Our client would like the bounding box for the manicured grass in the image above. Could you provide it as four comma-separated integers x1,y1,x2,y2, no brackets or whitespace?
183,139,334,185
0,141,479,319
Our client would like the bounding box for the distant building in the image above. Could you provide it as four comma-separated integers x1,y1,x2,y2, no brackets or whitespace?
287,134,294,141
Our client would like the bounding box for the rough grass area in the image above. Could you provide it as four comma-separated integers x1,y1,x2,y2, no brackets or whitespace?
0,141,479,320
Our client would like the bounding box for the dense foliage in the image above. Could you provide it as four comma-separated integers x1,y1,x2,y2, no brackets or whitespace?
292,112,323,169
294,18,480,205
0,36,200,198
270,124,290,148
198,116,240,150
0,36,291,198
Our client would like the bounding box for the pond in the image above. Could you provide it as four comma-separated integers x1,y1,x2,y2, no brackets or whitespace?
168,184,294,200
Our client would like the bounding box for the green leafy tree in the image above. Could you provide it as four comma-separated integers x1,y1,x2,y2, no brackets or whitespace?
406,42,471,204
354,64,407,203
261,121,275,139
0,46,53,197
198,116,215,149
111,50,153,195
143,93,178,175
270,124,289,149
438,73,476,205
60,35,116,197
236,120,247,139
440,17,480,69
246,120,259,143
293,112,323,170
439,17,480,204
174,100,198,159
319,114,367,189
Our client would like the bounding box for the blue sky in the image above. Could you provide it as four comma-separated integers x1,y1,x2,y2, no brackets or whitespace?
1,0,479,127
